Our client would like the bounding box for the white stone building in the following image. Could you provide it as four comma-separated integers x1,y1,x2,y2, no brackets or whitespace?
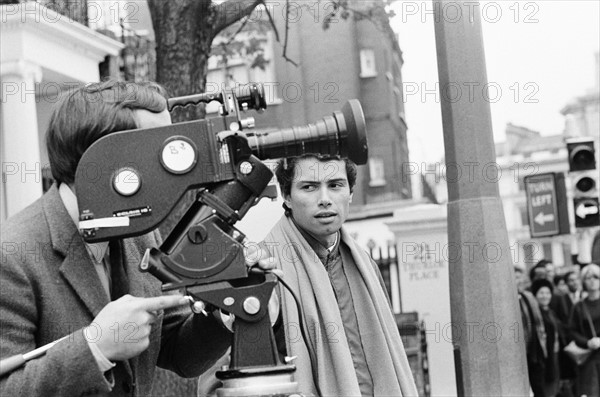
1,2,123,220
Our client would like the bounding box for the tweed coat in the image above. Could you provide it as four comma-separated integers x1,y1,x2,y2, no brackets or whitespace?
0,185,229,396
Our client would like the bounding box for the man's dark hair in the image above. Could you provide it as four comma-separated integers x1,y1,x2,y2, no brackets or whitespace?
553,274,565,287
274,154,357,199
46,80,168,185
535,259,552,268
529,263,547,283
531,278,554,297
564,271,576,281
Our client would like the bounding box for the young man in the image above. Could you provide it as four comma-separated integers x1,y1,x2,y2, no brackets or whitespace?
565,271,582,305
261,154,417,396
0,80,272,396
529,261,548,284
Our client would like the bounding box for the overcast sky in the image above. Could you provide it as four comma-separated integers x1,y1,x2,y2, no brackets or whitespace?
391,0,600,163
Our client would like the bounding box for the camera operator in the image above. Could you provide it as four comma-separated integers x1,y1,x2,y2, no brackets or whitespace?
0,80,274,396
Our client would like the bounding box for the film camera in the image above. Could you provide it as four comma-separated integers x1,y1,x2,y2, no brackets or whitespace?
74,83,368,396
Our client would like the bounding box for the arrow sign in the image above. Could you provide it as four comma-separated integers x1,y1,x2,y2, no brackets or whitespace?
574,198,600,228
576,203,599,219
534,212,555,226
524,173,562,237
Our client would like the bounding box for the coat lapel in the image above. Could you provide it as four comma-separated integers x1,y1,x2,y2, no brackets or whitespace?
43,185,110,316
59,246,110,316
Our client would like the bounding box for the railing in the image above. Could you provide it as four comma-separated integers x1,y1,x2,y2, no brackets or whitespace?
369,242,403,312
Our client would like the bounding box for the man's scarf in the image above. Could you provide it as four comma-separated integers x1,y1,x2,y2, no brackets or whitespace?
263,215,418,396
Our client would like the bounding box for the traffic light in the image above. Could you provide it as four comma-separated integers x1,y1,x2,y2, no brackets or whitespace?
567,139,596,171
566,138,599,228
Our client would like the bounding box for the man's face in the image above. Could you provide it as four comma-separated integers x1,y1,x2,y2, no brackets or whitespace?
532,267,547,282
284,157,353,247
556,279,569,295
566,273,579,292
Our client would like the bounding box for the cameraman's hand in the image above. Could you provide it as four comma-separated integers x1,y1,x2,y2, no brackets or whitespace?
88,294,187,362
244,244,276,271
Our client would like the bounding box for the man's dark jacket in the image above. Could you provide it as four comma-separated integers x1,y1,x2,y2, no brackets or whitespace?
0,185,228,396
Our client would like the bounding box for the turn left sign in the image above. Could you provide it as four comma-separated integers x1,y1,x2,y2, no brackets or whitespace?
524,173,570,238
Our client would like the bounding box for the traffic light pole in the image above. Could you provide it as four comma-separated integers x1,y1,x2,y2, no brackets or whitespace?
433,1,529,395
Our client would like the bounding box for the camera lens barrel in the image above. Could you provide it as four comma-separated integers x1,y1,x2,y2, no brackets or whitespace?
247,100,368,165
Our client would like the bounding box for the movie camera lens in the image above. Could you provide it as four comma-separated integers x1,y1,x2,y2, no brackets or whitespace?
246,100,368,165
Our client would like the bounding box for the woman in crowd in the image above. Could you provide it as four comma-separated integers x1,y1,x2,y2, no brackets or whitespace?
532,278,561,397
570,264,600,397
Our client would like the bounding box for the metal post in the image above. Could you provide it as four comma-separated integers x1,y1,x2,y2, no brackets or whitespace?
432,1,529,395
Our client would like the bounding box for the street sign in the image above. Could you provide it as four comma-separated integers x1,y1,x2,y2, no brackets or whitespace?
574,197,600,228
524,173,569,238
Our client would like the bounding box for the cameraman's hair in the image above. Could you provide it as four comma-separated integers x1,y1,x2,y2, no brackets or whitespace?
46,80,168,185
275,154,358,198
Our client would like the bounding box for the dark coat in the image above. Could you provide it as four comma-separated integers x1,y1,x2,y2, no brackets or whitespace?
0,185,229,396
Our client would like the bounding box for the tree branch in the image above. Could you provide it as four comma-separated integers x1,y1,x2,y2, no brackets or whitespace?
224,15,251,47
281,0,298,67
211,0,264,38
263,3,280,43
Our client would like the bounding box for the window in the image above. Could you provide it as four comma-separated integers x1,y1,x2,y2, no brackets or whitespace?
543,243,552,262
562,242,573,267
393,86,403,118
369,157,386,187
360,49,377,78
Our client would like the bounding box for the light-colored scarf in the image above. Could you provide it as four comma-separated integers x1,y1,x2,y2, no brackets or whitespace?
263,215,418,396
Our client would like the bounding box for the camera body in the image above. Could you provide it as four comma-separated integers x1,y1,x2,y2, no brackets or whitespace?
76,115,246,241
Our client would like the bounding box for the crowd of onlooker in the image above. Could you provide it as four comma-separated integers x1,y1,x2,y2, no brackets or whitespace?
515,260,600,397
